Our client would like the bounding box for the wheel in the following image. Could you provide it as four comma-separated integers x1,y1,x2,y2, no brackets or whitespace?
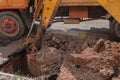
110,19,120,38
114,22,120,38
110,19,116,32
0,11,25,40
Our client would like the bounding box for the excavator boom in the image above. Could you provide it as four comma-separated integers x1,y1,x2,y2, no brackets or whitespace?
97,0,120,23
25,0,62,51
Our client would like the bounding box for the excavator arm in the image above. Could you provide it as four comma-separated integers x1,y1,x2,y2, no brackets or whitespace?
97,0,120,37
97,0,120,23
25,0,62,52
34,0,62,50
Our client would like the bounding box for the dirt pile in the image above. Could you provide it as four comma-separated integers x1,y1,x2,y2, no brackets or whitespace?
42,32,87,53
112,75,120,80
57,39,120,80
27,32,86,76
42,32,108,53
1,30,119,80
28,47,63,76
2,30,118,80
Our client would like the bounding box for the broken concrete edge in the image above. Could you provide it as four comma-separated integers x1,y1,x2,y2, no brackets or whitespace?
0,57,9,65
0,47,25,67
0,71,59,80
7,46,25,57
0,72,33,80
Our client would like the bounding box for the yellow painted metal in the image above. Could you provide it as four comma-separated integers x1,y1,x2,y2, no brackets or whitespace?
61,0,99,6
40,0,62,27
97,0,120,23
26,0,62,49
36,0,62,38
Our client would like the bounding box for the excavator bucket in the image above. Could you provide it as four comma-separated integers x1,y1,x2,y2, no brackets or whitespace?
97,0,120,23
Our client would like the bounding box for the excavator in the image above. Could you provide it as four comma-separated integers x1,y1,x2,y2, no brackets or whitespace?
22,0,120,75
25,0,120,49
0,0,120,76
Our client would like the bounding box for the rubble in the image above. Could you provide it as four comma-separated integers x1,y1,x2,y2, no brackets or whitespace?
27,47,63,76
1,31,120,80
57,39,120,80
27,32,113,79
0,72,33,80
112,75,120,80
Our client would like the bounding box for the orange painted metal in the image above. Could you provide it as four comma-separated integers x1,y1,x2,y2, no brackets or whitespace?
61,0,99,6
0,0,28,10
69,7,88,18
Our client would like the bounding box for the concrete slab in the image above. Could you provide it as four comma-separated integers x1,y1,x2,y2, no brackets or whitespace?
0,40,23,57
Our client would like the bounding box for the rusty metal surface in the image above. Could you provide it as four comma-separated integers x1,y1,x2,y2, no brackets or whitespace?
61,0,100,6
69,7,88,18
34,0,43,19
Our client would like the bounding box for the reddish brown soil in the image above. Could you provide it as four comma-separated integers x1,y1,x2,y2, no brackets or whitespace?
1,31,120,80
39,32,120,80
57,38,120,80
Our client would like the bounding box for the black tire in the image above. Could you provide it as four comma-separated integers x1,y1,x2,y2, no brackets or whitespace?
110,19,120,38
114,22,120,38
0,11,25,40
110,19,116,32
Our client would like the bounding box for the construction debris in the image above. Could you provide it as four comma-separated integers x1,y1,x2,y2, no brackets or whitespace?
0,72,33,80
1,31,120,80
57,39,120,80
